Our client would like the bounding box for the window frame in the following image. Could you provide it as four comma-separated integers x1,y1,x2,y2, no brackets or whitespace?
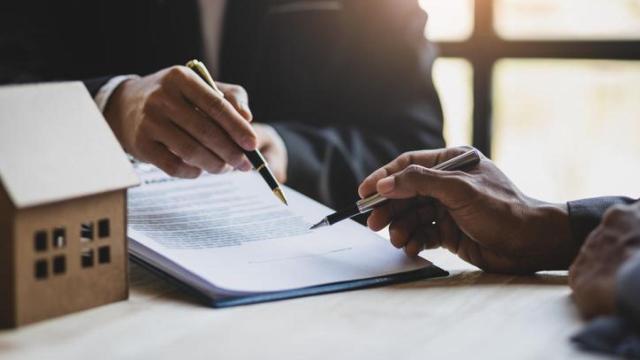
435,0,640,157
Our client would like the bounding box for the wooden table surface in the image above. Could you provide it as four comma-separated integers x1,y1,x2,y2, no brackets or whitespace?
0,246,611,360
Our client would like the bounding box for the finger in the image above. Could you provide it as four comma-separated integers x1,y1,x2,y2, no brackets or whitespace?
376,165,475,210
404,237,426,257
367,207,392,232
220,84,253,121
148,118,232,174
408,207,440,252
367,199,414,231
175,68,257,151
434,207,462,253
358,146,474,198
139,141,201,179
163,97,252,171
389,214,418,249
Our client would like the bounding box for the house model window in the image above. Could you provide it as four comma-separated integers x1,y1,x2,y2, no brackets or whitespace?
98,218,110,238
34,231,47,252
81,222,94,242
34,259,47,280
52,227,66,248
53,255,66,275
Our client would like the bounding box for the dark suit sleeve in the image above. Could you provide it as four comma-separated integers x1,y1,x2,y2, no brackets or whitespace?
567,197,635,247
270,1,444,209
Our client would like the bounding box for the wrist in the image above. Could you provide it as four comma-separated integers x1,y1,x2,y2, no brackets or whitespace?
530,200,575,270
104,78,135,150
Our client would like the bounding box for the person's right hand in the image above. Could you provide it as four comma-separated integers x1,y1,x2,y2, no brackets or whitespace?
358,146,576,274
104,66,257,178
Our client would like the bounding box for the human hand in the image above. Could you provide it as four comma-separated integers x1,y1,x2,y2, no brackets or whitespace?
104,66,256,178
358,146,575,274
253,123,288,183
569,201,640,319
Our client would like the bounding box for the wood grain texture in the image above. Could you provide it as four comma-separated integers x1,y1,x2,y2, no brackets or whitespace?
0,244,611,360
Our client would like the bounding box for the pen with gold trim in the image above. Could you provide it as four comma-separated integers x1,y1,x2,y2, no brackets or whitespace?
310,149,481,229
186,59,288,205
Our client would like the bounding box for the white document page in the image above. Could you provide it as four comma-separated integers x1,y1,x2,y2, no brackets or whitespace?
128,165,433,297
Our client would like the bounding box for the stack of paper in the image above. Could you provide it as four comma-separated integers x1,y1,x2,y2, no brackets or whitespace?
127,165,446,305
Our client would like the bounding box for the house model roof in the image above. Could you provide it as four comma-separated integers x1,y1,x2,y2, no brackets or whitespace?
0,82,140,208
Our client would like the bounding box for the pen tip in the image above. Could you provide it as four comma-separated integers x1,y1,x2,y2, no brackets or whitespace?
309,219,328,230
273,188,288,206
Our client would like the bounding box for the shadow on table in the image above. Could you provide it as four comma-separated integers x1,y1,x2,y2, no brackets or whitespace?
396,269,569,290
128,259,212,308
128,255,569,309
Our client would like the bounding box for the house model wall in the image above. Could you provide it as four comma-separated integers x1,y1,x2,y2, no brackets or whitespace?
0,82,139,328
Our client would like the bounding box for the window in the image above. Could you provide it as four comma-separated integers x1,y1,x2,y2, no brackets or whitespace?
420,0,640,200
81,248,94,268
35,259,48,279
34,231,47,252
98,246,110,264
52,227,66,248
495,0,640,40
53,255,66,275
81,222,94,242
420,0,474,41
98,218,110,238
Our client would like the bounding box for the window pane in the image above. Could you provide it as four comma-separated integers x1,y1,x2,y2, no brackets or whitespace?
432,58,473,147
493,59,640,202
420,0,474,41
495,0,640,40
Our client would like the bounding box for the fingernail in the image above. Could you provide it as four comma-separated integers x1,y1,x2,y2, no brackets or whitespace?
377,176,395,194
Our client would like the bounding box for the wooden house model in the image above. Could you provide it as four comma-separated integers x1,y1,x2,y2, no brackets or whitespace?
0,82,139,328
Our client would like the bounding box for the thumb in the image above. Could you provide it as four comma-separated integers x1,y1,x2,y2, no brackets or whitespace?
376,165,473,209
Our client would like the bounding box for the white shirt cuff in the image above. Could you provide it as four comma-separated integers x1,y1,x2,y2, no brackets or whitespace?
94,75,140,113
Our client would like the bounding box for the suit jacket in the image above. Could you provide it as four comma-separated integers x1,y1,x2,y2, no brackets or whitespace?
0,0,445,208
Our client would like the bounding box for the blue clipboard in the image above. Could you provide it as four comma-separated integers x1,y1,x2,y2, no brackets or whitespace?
131,254,449,308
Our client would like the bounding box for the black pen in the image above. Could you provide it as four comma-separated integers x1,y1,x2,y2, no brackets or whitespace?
186,59,288,205
310,149,482,229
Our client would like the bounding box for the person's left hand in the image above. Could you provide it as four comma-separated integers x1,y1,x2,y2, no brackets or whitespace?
569,201,640,319
252,123,288,183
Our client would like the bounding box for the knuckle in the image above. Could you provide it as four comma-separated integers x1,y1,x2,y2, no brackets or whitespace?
405,164,425,175
401,151,421,164
167,65,188,81
456,145,476,153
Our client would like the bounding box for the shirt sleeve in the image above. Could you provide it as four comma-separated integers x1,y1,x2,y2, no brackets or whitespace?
567,197,635,247
92,75,140,112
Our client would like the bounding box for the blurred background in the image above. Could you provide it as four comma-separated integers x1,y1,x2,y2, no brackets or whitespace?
420,0,640,202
